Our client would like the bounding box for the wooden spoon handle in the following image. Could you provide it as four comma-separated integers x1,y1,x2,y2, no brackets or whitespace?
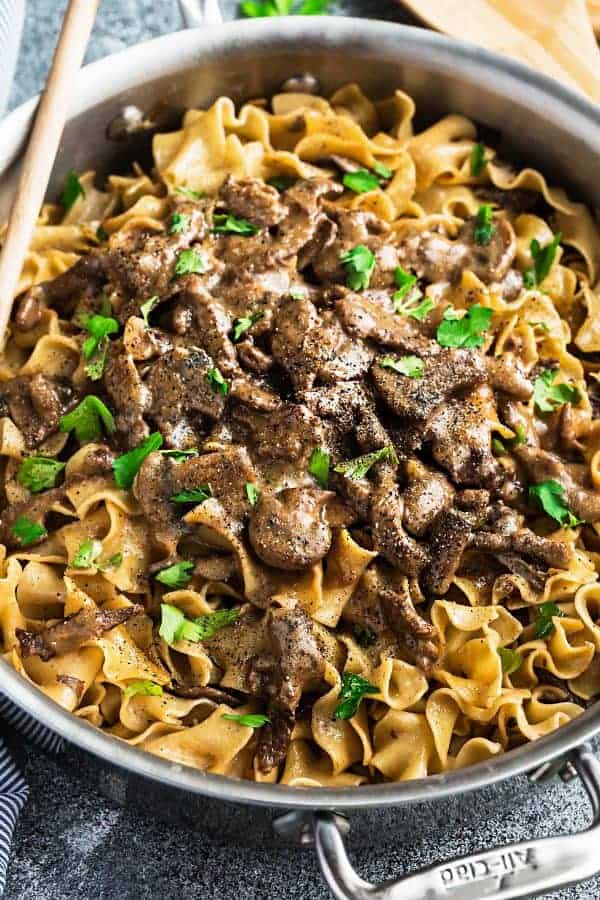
0,0,100,348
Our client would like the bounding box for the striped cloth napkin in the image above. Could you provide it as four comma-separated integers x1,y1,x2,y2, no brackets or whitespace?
0,694,63,896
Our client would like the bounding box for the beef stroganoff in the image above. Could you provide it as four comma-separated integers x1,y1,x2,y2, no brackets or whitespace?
1,84,600,786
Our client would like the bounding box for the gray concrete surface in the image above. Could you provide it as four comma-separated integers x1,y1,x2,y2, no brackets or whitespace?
3,2,599,897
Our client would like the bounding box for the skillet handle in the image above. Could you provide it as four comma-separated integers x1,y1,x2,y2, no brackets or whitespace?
311,744,600,900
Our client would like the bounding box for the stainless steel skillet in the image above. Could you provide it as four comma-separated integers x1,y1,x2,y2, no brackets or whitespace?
1,17,600,899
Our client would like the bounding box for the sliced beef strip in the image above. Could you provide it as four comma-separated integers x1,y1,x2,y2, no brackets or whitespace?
170,280,237,374
494,554,546,592
168,683,243,705
230,401,324,466
0,374,74,448
370,474,430,576
422,508,472,595
248,606,326,772
218,176,286,228
402,459,454,537
311,207,400,289
398,215,517,285
300,382,390,453
425,386,499,487
103,340,151,448
516,445,600,523
372,348,487,424
123,316,173,361
485,354,533,401
335,292,439,357
380,584,440,674
145,346,226,448
248,487,333,571
15,253,107,321
276,179,342,262
271,297,373,391
16,604,143,661
470,530,572,570
0,486,67,549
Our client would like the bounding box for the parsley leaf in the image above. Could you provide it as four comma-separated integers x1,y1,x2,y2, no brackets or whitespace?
379,355,423,378
267,175,296,192
290,287,307,300
474,204,495,245
222,713,270,727
498,647,522,675
169,485,212,504
84,346,109,381
71,538,103,569
333,672,379,720
334,446,398,481
81,314,119,362
174,248,208,277
11,516,47,546
340,244,375,291
308,447,330,488
393,265,417,300
530,232,562,285
233,312,264,342
529,479,582,527
533,369,581,414
245,482,260,506
168,212,191,234
156,562,195,591
241,0,328,15
213,213,259,236
17,457,65,493
96,225,108,242
523,268,536,289
98,552,122,571
206,367,229,395
342,170,380,194
436,304,492,349
59,396,116,443
353,624,376,647
174,186,203,200
395,295,434,320
61,170,85,211
373,161,392,180
123,680,163,699
140,296,160,327
159,603,239,643
470,143,488,176
161,448,199,462
113,432,164,490
534,601,566,639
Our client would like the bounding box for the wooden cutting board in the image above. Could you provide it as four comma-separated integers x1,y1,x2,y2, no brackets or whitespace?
399,0,600,103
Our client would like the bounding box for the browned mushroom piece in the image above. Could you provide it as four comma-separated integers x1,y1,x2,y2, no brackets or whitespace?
248,487,333,571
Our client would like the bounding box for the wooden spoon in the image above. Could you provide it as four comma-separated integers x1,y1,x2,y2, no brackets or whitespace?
399,0,600,103
0,0,100,349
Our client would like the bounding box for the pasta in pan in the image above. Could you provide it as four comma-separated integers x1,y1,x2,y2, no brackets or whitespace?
1,83,600,787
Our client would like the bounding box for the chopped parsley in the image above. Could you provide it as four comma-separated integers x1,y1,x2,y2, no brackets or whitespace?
493,424,527,455
529,479,582,527
123,680,163,699
534,601,566,639
81,314,119,381
334,446,398,481
522,268,536,289
340,244,375,291
470,143,488,176
213,213,259,236
206,367,229,396
290,287,307,300
100,552,123,571
71,538,103,569
533,369,580,414
61,170,85,211
308,447,330,489
161,448,199,462
342,170,380,194
174,186,203,200
436,304,492,349
17,457,65,493
498,647,522,675
333,672,379,720
96,225,108,242
393,265,417,299
169,484,212,504
59,396,116,443
245,482,260,506
530,232,562,285
241,0,328,15
222,713,270,727
11,516,47,546
529,320,551,333
113,432,164,490
373,161,393,180
159,603,239,643
233,312,264,342
379,355,424,378
267,175,296,192
168,212,191,234
392,267,433,320
140,295,160,327
474,204,495,245
174,248,208,277
155,562,195,591
353,624,376,647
